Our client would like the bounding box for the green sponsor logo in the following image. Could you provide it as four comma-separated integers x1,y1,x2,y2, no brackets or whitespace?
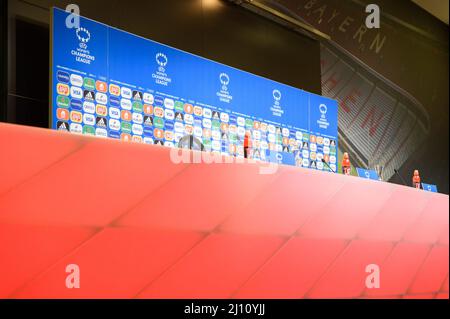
245,119,253,128
121,121,132,133
56,95,70,108
132,101,143,113
83,125,95,135
83,77,95,90
212,120,221,129
175,101,184,112
202,139,211,147
154,117,165,128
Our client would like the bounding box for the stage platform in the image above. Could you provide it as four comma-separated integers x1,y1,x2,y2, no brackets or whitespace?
0,123,448,298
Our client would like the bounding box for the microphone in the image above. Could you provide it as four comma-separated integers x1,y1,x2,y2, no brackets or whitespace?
394,168,408,186
321,158,336,173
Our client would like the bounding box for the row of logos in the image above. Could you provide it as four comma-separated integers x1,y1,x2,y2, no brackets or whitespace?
54,73,337,169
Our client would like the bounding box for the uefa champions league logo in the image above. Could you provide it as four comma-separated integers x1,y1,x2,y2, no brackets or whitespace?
319,103,327,120
270,89,284,117
156,53,168,73
219,73,230,91
273,89,281,105
216,72,232,103
76,27,90,49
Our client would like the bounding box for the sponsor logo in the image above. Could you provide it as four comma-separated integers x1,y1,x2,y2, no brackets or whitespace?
57,70,70,83
109,107,120,119
83,101,95,114
57,95,70,108
194,106,203,117
57,121,69,131
121,121,132,133
154,96,164,106
143,93,154,104
83,77,95,90
175,101,184,112
121,133,131,141
95,92,108,105
132,101,143,113
144,115,154,127
109,118,121,131
83,90,95,101
96,104,108,117
109,131,120,139
83,125,95,136
109,84,120,96
165,109,175,120
109,96,120,107
121,87,132,99
132,90,143,101
83,113,96,126
132,124,143,135
132,112,143,124
70,123,82,134
70,74,83,87
154,117,165,128
121,110,132,121
70,111,82,123
184,103,193,114
120,99,132,110
70,86,83,99
95,128,108,138
154,107,164,118
144,104,153,115
95,116,107,128
164,98,174,109
70,99,82,110
57,83,70,96
57,108,70,121
96,80,107,93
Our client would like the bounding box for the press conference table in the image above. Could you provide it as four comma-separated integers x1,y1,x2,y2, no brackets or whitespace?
0,123,448,299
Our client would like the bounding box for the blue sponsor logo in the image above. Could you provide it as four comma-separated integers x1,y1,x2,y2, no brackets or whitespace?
70,99,83,110
154,95,164,106
56,70,70,83
109,131,120,139
165,121,174,130
110,96,120,107
143,127,154,136
194,118,202,126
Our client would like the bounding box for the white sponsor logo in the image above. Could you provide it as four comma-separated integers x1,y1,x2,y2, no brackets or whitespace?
109,107,120,119
70,86,83,99
83,113,95,126
143,93,154,104
120,99,132,110
109,118,121,131
121,87,132,99
70,74,83,87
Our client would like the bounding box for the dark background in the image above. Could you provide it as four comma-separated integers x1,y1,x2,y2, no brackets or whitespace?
2,0,322,128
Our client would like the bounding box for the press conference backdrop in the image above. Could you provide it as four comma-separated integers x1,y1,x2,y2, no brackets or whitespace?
51,8,338,171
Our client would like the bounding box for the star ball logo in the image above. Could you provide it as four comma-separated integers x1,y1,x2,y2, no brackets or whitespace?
156,53,168,72
153,52,171,86
317,103,330,129
76,27,90,49
270,89,283,117
216,72,233,103
273,89,282,103
219,73,230,91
